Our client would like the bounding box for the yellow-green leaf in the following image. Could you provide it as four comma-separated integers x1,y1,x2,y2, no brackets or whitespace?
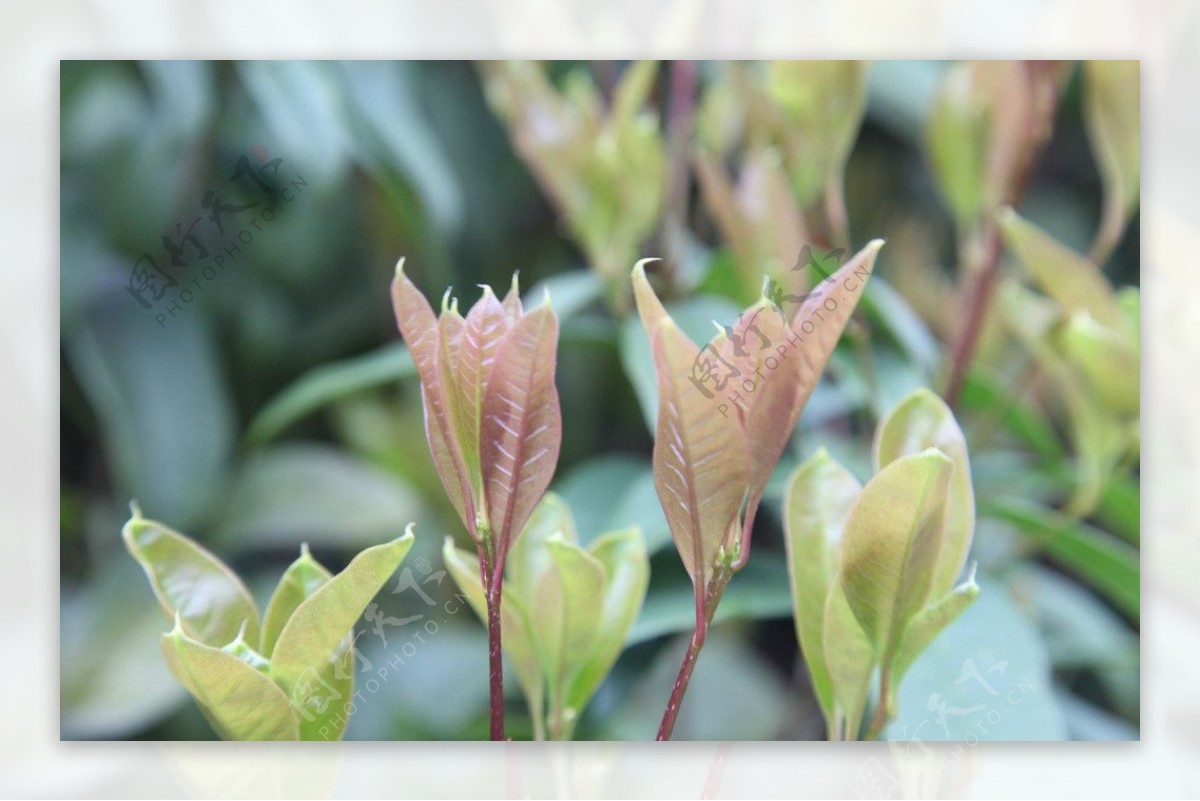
889,565,980,695
783,448,862,728
162,621,299,741
838,450,953,663
1083,61,1140,234
260,544,332,658
270,528,414,740
874,388,975,596
822,585,874,739
123,507,260,647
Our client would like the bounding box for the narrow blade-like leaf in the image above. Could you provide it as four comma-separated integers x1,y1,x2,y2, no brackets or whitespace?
839,450,953,662
480,304,562,568
890,566,980,694
391,263,473,533
874,388,975,596
123,508,260,647
270,528,414,739
162,622,299,741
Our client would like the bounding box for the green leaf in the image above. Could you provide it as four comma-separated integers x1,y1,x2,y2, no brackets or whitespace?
531,536,606,733
162,621,299,741
889,566,980,693
507,492,576,609
782,448,863,727
628,558,792,645
246,343,415,445
926,62,988,225
1083,60,1140,247
270,528,414,740
874,388,975,595
565,527,649,712
884,582,1067,741
1057,310,1139,416
260,544,332,657
839,450,953,663
217,444,424,552
983,498,1139,619
122,508,260,647
822,585,875,739
999,208,1122,327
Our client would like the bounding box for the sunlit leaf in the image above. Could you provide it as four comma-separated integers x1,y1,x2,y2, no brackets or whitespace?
123,508,260,647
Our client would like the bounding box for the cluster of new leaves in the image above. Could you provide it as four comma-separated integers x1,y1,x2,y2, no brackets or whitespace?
694,61,869,303
482,61,666,310
631,240,883,632
999,210,1140,516
391,262,562,588
784,389,978,740
443,493,649,740
122,505,413,740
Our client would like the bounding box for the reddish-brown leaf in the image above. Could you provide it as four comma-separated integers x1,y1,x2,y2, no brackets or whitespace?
480,304,563,580
391,262,474,536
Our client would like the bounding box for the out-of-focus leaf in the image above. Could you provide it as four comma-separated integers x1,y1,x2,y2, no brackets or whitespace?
1057,690,1139,741
1000,208,1122,326
1094,475,1140,546
885,582,1067,741
783,448,863,726
983,498,1139,619
958,369,1066,462
926,62,988,225
260,545,332,658
839,450,953,662
874,388,975,596
1082,60,1140,261
246,344,414,445
271,529,414,740
61,555,187,739
123,509,260,647
627,558,792,645
1057,310,1139,416
553,455,645,544
524,270,605,320
162,621,299,741
340,61,462,235
608,630,789,740
66,296,234,530
218,444,424,552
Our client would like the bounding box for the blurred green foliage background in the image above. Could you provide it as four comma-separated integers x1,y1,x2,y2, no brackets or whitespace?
60,60,1138,741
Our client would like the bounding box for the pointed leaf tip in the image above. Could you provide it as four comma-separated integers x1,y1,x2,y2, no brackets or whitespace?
394,257,406,278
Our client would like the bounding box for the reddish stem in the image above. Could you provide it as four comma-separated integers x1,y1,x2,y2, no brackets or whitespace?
656,566,732,741
486,584,505,741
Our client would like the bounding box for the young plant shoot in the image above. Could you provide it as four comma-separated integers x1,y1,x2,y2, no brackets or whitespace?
391,261,563,740
631,238,883,739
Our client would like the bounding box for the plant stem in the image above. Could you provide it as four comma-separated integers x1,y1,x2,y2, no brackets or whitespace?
656,566,733,740
824,172,851,251
943,223,1003,407
485,583,505,741
864,667,892,741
